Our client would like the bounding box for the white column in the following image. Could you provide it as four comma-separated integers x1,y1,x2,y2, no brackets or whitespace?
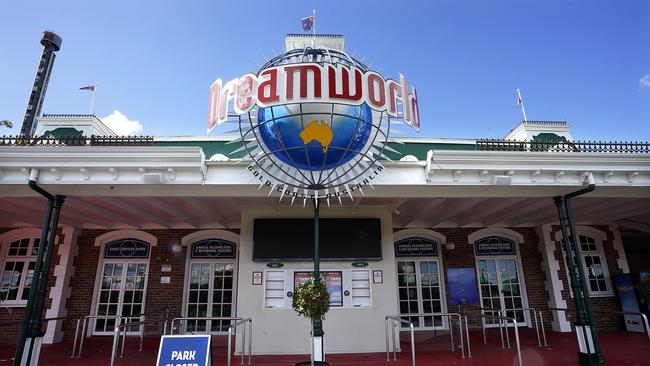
609,224,630,273
44,227,80,344
537,224,571,332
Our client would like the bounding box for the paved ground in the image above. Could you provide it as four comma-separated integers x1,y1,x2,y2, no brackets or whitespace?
0,329,648,365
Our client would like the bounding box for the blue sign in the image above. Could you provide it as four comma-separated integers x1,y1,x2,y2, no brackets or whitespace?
156,335,211,366
614,274,644,333
104,239,150,258
191,239,236,258
474,236,516,256
447,268,479,305
395,237,437,257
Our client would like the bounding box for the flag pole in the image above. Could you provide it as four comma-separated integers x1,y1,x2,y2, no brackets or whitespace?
312,9,316,48
517,88,528,122
89,87,96,115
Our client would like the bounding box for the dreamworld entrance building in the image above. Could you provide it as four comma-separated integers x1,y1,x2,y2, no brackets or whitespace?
0,33,649,364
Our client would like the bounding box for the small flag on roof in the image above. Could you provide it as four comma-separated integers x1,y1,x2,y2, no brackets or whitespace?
79,85,96,91
301,14,314,32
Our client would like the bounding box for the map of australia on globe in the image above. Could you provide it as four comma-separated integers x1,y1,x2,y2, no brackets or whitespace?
300,120,333,153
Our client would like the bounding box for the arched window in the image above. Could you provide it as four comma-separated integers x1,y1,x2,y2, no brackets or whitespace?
0,229,41,306
556,227,612,297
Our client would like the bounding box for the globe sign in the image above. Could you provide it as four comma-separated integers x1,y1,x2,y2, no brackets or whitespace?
207,47,421,200
257,103,373,171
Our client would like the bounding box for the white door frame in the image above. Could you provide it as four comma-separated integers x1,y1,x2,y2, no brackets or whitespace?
180,230,240,335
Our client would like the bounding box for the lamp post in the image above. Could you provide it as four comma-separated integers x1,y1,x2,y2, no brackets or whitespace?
312,198,325,362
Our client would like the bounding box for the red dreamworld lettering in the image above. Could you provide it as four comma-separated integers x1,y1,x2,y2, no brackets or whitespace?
258,69,280,104
207,79,221,132
235,74,255,114
207,62,422,132
285,65,322,100
366,72,386,110
387,80,401,116
328,65,362,101
410,87,420,132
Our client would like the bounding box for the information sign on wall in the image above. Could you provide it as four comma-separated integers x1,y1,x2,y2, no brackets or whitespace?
156,335,211,366
191,239,236,258
474,236,516,256
104,239,150,258
294,271,343,307
447,268,479,305
394,237,437,257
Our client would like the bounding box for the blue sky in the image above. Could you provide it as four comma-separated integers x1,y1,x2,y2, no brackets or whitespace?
1,0,649,140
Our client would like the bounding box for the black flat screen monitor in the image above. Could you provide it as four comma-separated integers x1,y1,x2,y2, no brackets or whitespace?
253,218,382,261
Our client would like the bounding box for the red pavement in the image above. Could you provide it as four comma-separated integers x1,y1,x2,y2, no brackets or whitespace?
0,329,648,365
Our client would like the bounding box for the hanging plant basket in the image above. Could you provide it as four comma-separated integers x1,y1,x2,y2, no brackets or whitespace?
292,280,330,321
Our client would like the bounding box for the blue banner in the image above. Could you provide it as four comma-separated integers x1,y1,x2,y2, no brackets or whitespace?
447,268,479,305
394,237,437,257
104,239,150,258
156,335,211,366
614,273,644,333
191,239,236,258
474,236,516,256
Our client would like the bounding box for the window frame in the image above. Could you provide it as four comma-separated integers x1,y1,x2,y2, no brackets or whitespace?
556,228,613,298
0,232,41,307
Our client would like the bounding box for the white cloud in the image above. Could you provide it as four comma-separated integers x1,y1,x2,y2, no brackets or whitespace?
100,110,143,135
640,74,650,90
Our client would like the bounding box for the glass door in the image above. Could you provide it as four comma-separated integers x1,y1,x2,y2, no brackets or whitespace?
397,260,445,330
185,262,235,334
94,262,147,334
477,257,525,327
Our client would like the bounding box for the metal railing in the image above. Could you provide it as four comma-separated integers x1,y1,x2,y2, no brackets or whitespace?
385,312,471,366
476,138,650,153
501,307,547,347
168,316,252,366
71,315,123,358
0,134,154,147
110,314,171,366
468,313,522,366
385,316,416,366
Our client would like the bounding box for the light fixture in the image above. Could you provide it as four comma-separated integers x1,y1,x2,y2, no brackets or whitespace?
171,244,182,253
445,242,456,250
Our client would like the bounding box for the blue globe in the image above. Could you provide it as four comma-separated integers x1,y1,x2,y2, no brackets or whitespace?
257,103,373,172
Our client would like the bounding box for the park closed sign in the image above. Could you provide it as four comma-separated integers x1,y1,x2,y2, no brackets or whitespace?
156,335,212,366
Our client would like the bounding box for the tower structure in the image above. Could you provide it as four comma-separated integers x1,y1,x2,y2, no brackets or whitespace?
19,31,62,137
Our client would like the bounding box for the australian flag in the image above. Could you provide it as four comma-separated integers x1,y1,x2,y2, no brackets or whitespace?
301,15,314,32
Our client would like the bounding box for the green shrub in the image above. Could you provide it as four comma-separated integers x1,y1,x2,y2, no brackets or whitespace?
292,279,330,321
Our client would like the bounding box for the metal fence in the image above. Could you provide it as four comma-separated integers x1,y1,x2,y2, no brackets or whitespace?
0,135,154,147
476,139,650,153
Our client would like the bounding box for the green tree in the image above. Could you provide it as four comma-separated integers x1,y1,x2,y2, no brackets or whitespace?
0,120,12,129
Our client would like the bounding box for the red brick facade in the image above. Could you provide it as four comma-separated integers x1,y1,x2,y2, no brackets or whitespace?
0,224,631,346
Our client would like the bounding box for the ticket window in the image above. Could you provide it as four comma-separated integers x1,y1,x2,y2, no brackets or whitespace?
263,269,372,310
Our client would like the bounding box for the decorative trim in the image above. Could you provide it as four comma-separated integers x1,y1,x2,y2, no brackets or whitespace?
94,230,158,247
393,229,446,245
537,225,570,332
468,228,525,244
609,224,630,274
44,227,79,343
180,230,240,247
0,227,41,242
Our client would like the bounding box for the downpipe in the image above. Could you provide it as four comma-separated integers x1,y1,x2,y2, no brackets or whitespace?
14,169,65,366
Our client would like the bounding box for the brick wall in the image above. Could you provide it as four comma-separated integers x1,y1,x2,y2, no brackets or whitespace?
393,227,550,330
62,229,240,341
